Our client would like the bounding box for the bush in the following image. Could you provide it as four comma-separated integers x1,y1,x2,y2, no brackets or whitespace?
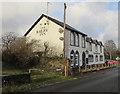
2,37,40,69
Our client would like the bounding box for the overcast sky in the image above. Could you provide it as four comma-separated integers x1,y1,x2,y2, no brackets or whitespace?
1,1,118,46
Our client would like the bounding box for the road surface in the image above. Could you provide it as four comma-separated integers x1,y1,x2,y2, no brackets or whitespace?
28,67,119,92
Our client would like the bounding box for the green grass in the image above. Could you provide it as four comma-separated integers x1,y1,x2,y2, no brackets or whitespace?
3,71,76,93
2,69,25,75
118,62,120,66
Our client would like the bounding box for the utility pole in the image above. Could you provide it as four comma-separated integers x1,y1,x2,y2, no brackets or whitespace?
63,3,67,58
63,3,68,77
46,2,50,25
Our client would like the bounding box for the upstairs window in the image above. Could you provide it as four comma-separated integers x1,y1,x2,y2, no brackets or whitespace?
70,32,79,47
89,42,92,51
95,44,98,52
75,33,79,46
81,36,85,48
100,46,102,53
70,32,75,46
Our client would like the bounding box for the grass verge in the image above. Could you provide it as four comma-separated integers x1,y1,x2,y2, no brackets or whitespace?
2,71,76,93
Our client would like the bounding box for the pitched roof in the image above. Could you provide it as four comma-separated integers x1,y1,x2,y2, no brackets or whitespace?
24,14,87,36
86,37,104,46
86,37,93,42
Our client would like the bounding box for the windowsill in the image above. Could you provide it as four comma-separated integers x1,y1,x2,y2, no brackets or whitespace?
70,44,79,47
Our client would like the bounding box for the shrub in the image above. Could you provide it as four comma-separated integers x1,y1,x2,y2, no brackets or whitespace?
2,36,40,69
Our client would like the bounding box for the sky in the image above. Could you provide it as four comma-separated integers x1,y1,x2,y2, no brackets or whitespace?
1,1,119,47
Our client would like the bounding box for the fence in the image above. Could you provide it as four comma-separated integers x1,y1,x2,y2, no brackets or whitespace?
78,63,117,73
2,73,31,87
64,60,118,76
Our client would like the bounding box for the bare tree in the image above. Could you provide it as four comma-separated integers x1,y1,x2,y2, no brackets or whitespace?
2,34,40,69
44,42,49,56
43,41,59,57
2,32,17,49
104,40,117,59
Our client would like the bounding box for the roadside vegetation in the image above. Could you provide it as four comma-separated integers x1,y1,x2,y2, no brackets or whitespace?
1,32,120,93
3,71,76,92
1,32,74,93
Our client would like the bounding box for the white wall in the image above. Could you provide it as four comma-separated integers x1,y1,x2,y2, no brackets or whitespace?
66,30,105,66
25,16,105,66
26,17,64,56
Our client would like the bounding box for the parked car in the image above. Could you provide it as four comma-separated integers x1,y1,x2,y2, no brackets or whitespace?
105,60,118,64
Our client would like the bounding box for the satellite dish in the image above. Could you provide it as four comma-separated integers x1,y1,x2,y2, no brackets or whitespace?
58,28,63,33
59,37,64,41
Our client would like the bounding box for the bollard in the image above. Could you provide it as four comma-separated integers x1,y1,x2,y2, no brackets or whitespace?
98,64,100,71
95,64,97,71
88,65,90,71
28,69,31,73
104,64,106,69
101,64,103,69
64,66,67,77
85,66,87,72
79,66,81,72
90,65,92,71
109,63,110,68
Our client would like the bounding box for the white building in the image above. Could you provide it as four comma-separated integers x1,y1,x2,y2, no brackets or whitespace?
24,14,104,67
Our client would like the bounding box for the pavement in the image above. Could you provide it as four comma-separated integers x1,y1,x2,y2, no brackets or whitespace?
27,66,119,92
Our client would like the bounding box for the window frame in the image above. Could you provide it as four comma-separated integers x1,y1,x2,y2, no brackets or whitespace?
81,36,86,48
100,55,103,61
75,33,79,47
95,55,98,62
89,42,92,51
70,31,75,46
88,55,94,62
70,31,79,47
100,46,102,53
95,44,98,52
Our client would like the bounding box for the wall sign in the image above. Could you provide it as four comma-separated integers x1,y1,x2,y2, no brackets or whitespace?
36,26,48,36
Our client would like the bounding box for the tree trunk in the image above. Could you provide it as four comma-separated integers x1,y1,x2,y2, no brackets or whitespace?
110,52,112,60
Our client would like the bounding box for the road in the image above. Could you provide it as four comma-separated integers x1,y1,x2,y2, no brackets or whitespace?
29,67,119,92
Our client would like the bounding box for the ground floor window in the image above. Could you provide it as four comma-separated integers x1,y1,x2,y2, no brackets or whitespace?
70,50,74,66
95,55,98,62
70,50,79,67
75,51,79,66
100,55,103,61
88,55,94,62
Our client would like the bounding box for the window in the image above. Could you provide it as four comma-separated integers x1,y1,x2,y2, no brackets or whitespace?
70,50,75,66
95,55,98,62
88,55,94,62
70,32,75,45
89,42,92,51
100,55,103,61
75,33,79,46
95,44,98,52
81,36,85,48
75,51,79,66
70,32,79,47
100,46,102,53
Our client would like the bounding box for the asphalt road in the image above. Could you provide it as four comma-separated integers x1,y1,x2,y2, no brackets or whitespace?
29,67,119,92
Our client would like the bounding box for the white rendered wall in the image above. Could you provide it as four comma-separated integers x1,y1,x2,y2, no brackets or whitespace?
26,17,64,56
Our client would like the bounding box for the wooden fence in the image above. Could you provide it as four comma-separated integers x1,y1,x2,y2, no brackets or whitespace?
64,60,118,76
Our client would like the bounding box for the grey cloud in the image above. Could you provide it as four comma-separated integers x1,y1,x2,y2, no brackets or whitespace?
2,2,118,47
